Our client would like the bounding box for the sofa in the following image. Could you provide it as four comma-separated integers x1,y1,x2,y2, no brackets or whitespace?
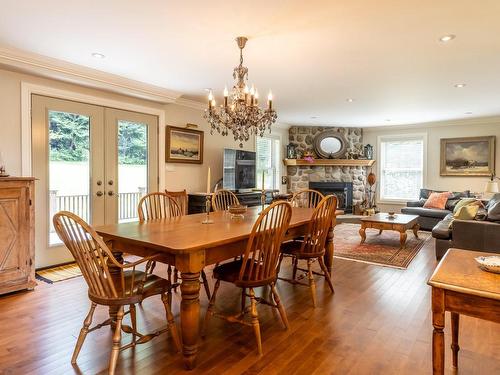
401,189,471,231
432,193,500,259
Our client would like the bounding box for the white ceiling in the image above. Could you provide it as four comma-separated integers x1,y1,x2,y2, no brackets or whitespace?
1,0,500,127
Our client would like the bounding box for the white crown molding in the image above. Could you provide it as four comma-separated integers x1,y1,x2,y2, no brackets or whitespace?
174,97,206,110
0,44,180,104
362,116,500,132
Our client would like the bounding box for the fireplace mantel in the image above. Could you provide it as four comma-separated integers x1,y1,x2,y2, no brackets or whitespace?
283,159,375,167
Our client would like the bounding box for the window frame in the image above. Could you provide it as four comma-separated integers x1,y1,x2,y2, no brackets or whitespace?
255,134,281,191
376,133,428,204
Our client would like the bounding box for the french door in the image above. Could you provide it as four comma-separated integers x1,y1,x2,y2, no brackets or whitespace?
32,95,158,268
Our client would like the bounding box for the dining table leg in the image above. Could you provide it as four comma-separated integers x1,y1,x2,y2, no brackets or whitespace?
431,287,445,375
180,271,201,370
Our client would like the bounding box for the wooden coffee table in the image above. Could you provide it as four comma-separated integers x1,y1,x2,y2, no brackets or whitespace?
428,249,500,374
359,213,419,249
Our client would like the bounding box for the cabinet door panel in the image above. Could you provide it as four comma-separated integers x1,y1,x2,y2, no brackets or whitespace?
0,187,28,285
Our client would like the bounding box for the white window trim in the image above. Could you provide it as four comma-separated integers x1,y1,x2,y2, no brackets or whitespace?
376,132,428,205
255,134,281,190
20,82,166,187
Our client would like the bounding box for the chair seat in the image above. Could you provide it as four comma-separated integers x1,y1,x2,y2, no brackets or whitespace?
213,259,275,287
281,240,323,259
89,270,170,305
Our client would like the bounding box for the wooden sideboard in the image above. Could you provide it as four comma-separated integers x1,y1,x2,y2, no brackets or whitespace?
0,177,36,295
188,191,276,214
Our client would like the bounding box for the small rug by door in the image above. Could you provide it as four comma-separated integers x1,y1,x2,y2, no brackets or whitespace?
333,223,431,269
36,263,82,284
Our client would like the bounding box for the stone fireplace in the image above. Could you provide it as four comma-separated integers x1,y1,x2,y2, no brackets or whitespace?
309,182,353,213
287,126,369,206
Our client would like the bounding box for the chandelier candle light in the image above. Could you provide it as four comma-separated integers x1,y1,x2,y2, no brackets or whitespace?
204,36,277,147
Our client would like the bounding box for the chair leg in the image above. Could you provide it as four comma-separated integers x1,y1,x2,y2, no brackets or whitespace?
292,257,298,281
318,257,335,294
71,302,97,364
129,304,137,346
201,269,211,300
271,283,289,330
277,253,284,274
203,279,220,337
108,306,124,375
241,287,247,313
161,292,181,352
174,267,179,292
167,265,173,287
249,288,262,356
307,259,317,308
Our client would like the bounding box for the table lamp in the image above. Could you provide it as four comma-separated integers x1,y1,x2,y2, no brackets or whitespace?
484,174,499,197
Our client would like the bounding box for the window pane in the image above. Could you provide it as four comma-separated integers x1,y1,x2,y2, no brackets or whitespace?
48,110,90,245
380,138,424,200
117,121,148,223
256,137,280,190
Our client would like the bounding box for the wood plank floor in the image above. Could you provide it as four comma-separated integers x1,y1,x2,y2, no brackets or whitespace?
1,237,499,374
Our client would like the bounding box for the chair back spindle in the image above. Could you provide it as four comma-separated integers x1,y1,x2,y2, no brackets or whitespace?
291,189,324,208
238,201,292,285
138,192,182,221
212,189,239,211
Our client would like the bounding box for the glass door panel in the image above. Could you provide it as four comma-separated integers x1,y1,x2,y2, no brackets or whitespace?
117,120,148,223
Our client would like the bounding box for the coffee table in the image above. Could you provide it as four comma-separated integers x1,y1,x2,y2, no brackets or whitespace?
359,213,419,249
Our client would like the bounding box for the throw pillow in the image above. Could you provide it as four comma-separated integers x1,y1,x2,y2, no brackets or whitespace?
487,193,500,221
452,198,481,214
453,205,480,220
423,192,451,210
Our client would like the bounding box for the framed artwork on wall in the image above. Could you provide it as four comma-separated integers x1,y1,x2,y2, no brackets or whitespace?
440,136,495,176
165,125,204,164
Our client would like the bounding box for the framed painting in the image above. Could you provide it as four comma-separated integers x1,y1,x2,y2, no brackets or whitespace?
165,125,204,164
440,136,495,176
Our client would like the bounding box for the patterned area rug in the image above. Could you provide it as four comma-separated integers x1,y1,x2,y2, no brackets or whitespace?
36,263,82,284
333,223,431,269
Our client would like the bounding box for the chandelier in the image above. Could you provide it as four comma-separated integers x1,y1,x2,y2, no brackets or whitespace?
204,36,277,148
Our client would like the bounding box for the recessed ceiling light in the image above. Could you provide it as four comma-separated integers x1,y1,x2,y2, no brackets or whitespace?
464,111,473,115
310,116,319,119
439,34,456,43
454,83,466,88
91,52,105,59
346,98,354,102
204,88,212,92
385,119,391,122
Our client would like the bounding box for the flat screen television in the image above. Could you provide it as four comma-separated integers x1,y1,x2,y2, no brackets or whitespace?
222,148,256,191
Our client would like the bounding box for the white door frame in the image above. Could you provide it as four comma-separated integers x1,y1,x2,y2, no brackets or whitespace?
21,82,166,187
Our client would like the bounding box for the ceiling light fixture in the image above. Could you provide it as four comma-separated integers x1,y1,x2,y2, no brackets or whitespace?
454,83,466,88
204,37,277,147
91,52,105,59
464,111,473,115
346,98,354,102
385,119,391,122
310,116,319,119
439,34,456,43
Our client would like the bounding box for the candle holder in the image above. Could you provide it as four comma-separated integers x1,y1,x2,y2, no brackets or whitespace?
202,194,214,224
259,189,266,213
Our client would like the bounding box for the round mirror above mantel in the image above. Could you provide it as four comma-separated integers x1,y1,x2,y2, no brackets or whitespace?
313,130,348,159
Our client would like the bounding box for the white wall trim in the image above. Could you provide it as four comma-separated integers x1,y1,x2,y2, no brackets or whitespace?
174,97,206,110
363,116,500,132
1,45,180,104
21,82,167,188
376,132,428,204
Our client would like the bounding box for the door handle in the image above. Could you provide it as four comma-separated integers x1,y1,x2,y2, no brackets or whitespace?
108,180,114,186
96,191,103,197
107,191,115,196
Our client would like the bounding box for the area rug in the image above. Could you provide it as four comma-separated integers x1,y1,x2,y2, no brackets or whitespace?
333,223,431,269
36,263,82,284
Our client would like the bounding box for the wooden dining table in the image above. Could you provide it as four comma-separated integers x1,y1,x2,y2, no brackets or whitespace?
95,206,337,370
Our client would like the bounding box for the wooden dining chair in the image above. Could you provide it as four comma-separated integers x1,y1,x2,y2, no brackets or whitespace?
138,192,211,299
165,189,188,215
53,211,180,375
279,195,337,307
203,201,292,355
291,188,324,208
212,189,239,211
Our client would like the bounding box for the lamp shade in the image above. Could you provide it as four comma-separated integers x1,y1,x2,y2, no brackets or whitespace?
485,181,500,193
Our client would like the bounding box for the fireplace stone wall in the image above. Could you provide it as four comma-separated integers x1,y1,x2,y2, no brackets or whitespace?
287,126,368,205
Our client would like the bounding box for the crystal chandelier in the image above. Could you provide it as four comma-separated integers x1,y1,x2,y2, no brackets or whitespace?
204,36,277,148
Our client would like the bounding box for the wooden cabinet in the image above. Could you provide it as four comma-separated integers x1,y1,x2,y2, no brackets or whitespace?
188,191,276,214
0,177,36,294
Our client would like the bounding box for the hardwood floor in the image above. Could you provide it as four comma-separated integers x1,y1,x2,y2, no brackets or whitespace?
1,237,499,374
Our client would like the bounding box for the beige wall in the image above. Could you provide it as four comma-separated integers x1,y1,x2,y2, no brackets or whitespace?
363,118,500,212
0,67,288,194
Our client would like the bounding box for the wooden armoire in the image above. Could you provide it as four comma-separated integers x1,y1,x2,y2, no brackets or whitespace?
0,177,36,294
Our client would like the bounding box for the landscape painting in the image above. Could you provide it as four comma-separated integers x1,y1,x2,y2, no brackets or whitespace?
440,136,495,176
166,126,204,164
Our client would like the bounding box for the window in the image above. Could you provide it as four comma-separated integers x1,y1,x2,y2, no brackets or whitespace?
256,136,281,190
379,134,426,201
